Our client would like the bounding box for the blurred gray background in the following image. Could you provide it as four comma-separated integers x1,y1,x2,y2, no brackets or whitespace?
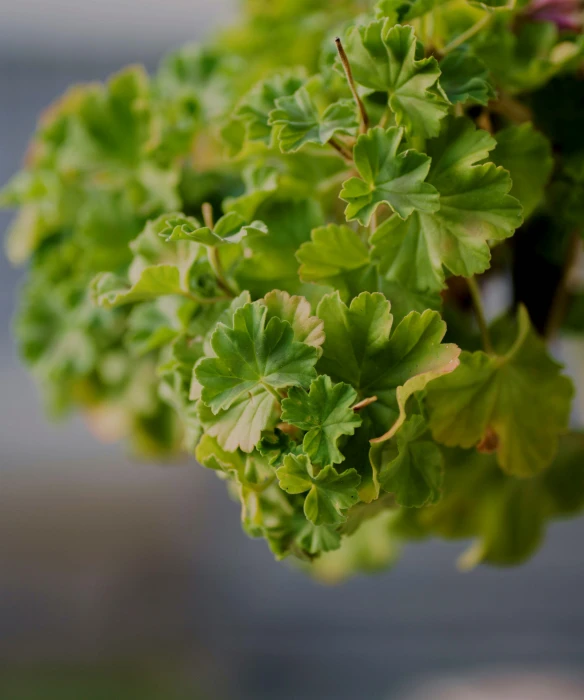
1,2,584,699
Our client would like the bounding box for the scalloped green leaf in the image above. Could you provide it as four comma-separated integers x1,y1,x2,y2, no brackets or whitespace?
341,21,449,139
262,290,325,350
371,117,523,293
340,127,439,226
276,453,360,525
296,224,375,300
229,72,305,152
317,291,460,438
194,302,318,451
438,50,496,106
158,211,267,246
426,306,574,477
282,375,362,466
269,87,358,153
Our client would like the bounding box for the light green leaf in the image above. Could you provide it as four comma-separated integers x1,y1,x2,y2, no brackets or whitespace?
317,292,460,438
195,432,246,472
372,414,443,507
276,453,360,525
281,375,362,466
372,117,523,293
262,290,325,351
341,21,449,139
91,267,184,309
126,296,195,355
197,391,278,453
233,72,305,149
159,211,268,246
426,306,574,477
491,122,554,218
269,87,358,153
340,127,439,226
296,522,342,555
438,50,496,106
234,198,325,297
296,224,375,300
194,302,318,450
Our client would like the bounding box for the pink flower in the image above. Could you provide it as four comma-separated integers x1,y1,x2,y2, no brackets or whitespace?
526,0,583,31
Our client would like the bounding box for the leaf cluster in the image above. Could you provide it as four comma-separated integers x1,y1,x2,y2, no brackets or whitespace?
3,0,584,577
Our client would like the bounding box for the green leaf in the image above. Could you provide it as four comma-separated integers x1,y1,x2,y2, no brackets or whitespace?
340,127,439,226
234,198,325,297
341,21,449,139
268,87,358,153
296,224,375,299
296,522,342,555
491,122,554,219
372,414,443,507
126,296,195,355
232,72,305,150
195,433,246,472
262,290,325,351
282,375,362,466
159,211,268,246
194,302,318,451
276,453,360,525
197,389,278,454
371,117,523,293
426,306,574,477
258,428,294,467
317,291,460,438
438,50,496,106
91,267,185,308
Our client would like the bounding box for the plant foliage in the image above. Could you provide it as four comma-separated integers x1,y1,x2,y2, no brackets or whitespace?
3,0,584,579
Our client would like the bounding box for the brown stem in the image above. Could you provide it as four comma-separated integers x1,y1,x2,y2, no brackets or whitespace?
329,137,353,162
335,36,369,135
353,396,378,412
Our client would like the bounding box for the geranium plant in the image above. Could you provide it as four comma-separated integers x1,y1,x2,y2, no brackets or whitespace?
4,0,584,579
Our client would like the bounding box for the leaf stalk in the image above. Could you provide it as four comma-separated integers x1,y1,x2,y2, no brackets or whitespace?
335,36,369,135
467,276,493,354
441,13,491,56
202,202,236,298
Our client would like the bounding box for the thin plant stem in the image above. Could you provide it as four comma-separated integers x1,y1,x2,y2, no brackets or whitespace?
202,202,236,298
335,36,369,134
378,107,391,129
467,276,493,354
329,137,353,162
441,13,490,55
352,396,378,412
